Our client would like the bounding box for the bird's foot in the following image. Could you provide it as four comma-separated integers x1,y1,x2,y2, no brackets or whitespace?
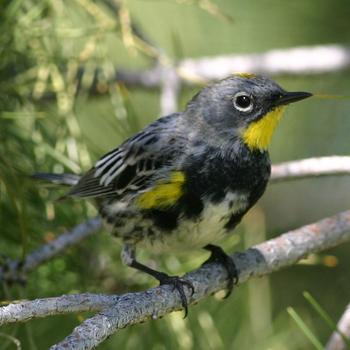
129,259,194,317
203,244,238,298
156,272,194,318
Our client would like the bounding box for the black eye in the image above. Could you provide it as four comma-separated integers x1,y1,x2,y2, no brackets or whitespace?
233,92,254,112
236,95,251,108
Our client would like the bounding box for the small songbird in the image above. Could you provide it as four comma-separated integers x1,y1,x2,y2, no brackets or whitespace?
34,74,312,315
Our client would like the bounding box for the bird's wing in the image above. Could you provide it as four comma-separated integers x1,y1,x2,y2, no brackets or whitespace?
67,114,186,199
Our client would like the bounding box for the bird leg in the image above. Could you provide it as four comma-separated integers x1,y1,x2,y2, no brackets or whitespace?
121,244,194,317
202,244,238,298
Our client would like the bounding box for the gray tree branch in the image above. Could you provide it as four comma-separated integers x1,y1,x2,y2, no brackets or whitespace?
43,44,350,113
113,44,350,89
177,44,350,82
71,43,350,107
0,209,350,349
326,303,350,350
270,156,350,183
0,218,102,284
159,66,181,115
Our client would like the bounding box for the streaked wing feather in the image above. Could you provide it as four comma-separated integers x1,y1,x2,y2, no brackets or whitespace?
67,114,185,199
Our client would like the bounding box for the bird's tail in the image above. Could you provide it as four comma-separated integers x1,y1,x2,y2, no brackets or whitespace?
31,173,81,187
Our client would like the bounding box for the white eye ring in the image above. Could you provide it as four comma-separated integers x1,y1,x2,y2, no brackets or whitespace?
233,92,254,112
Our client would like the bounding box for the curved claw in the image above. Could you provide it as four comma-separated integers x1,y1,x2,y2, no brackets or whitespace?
203,244,238,298
179,279,195,296
222,259,237,299
128,259,195,317
159,275,194,318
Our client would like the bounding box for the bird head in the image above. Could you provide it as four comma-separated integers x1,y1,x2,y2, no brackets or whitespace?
186,74,312,151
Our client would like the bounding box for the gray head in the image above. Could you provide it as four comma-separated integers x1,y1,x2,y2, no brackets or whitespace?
185,74,312,151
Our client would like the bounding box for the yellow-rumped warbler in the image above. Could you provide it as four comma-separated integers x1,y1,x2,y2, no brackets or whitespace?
34,74,312,315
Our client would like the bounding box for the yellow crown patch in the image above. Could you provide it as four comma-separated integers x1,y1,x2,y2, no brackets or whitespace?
234,72,256,79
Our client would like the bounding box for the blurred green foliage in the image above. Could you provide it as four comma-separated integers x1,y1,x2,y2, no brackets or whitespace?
1,0,350,349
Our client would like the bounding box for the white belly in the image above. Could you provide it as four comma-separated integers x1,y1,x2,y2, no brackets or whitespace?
140,191,249,254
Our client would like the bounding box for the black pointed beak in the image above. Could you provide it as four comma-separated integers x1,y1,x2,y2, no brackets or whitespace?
275,91,313,106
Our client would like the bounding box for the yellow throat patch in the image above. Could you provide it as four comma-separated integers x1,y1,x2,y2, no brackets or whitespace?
242,106,286,151
137,171,185,209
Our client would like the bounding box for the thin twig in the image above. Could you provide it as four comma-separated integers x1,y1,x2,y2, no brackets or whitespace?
1,209,350,349
271,156,350,183
178,44,350,81
105,44,350,91
38,44,350,101
326,303,350,350
0,218,102,283
0,293,117,325
160,65,181,114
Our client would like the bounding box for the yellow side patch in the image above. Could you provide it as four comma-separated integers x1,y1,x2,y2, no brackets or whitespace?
235,72,256,79
137,171,185,209
242,107,286,151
